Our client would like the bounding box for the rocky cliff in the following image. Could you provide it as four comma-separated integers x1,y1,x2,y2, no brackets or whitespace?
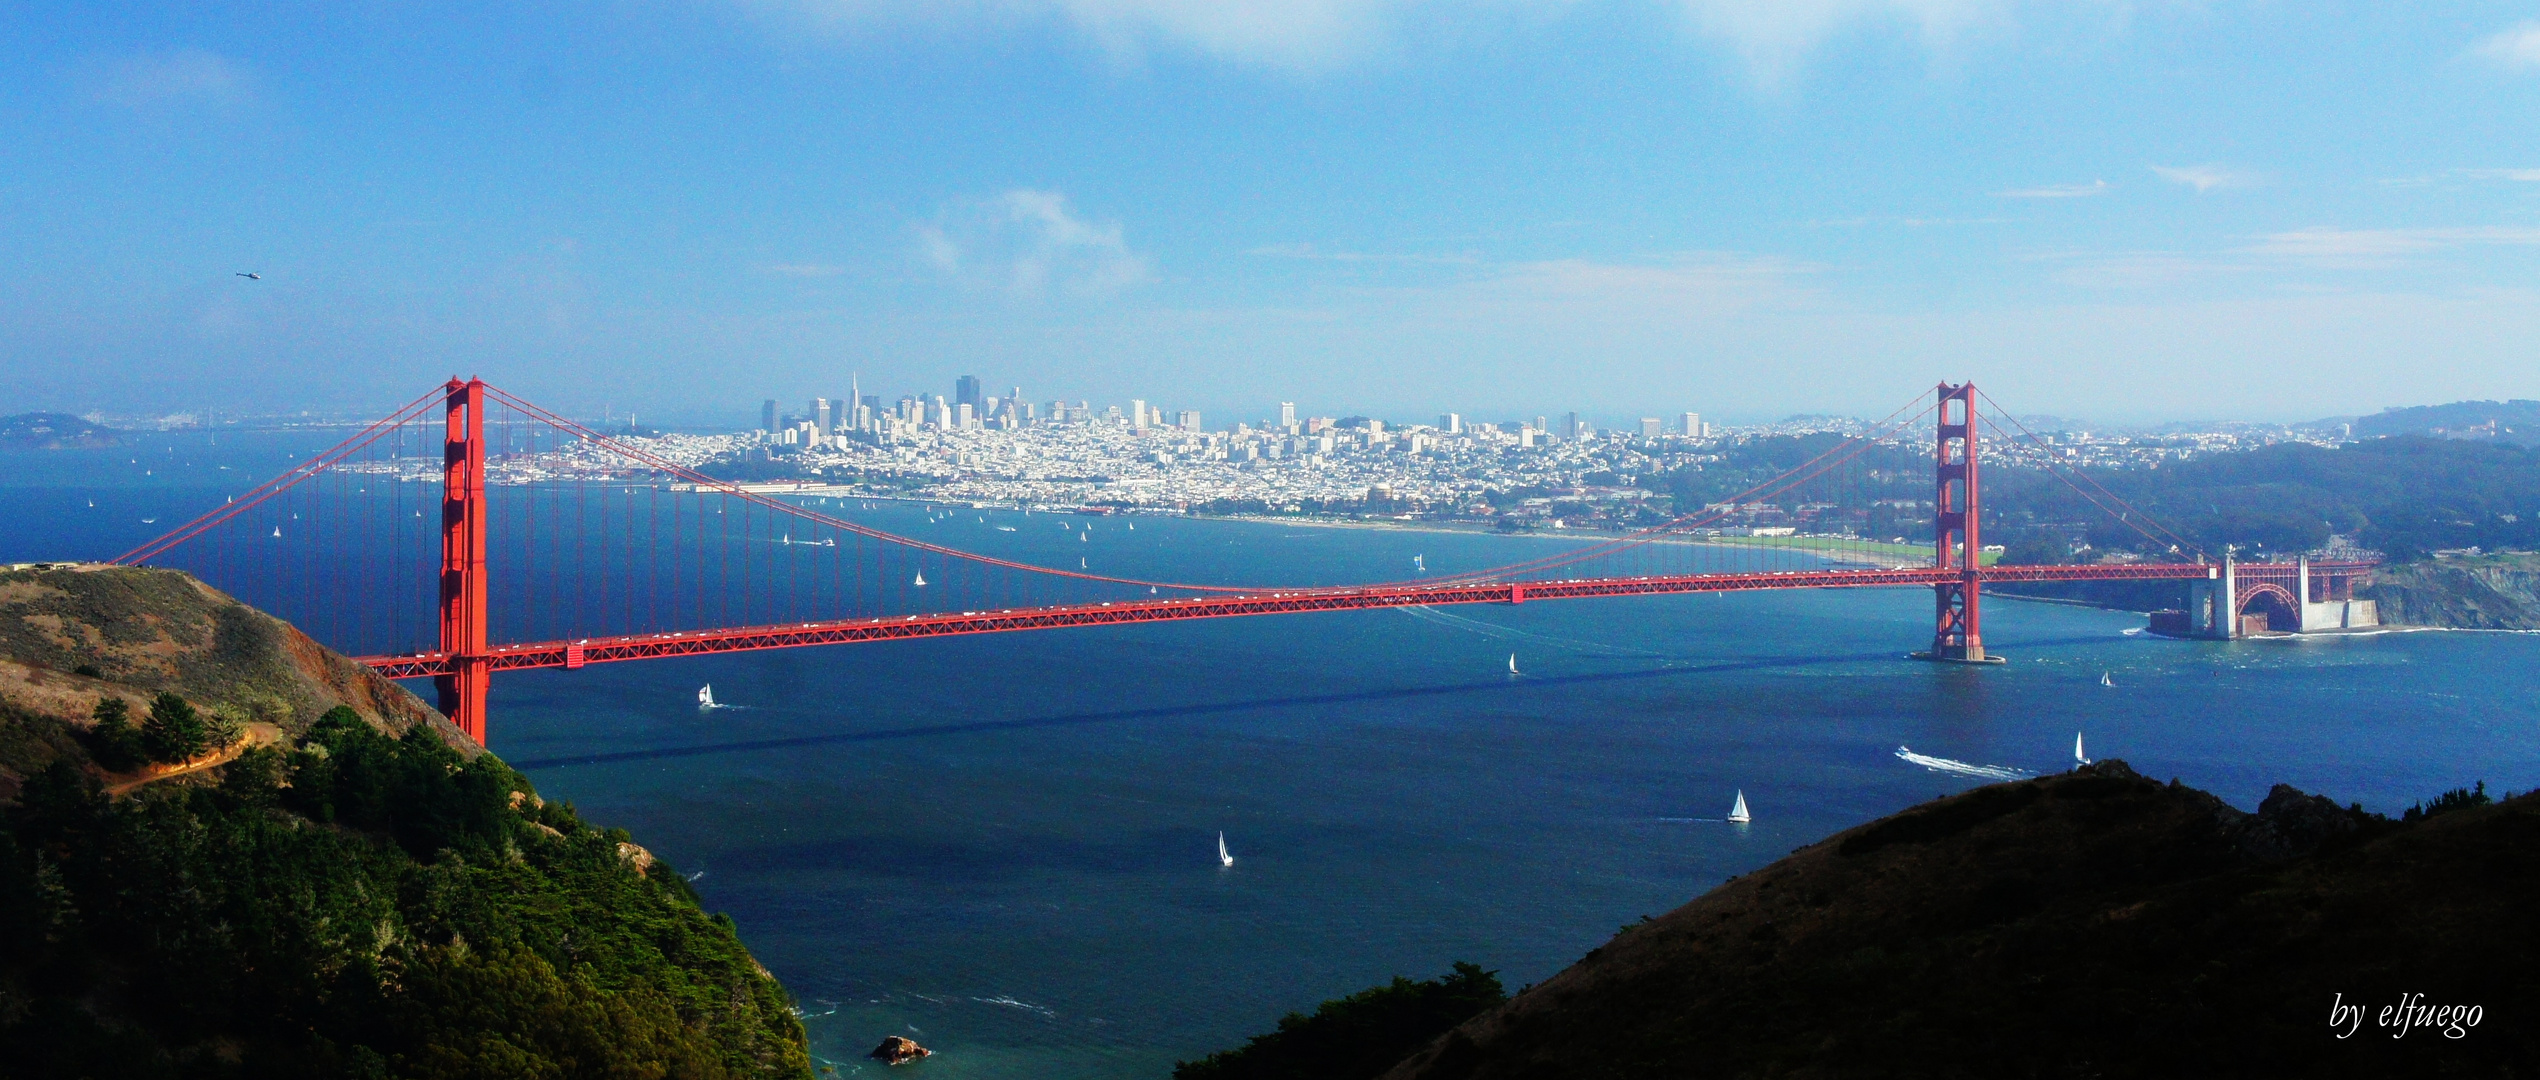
2360,552,2540,630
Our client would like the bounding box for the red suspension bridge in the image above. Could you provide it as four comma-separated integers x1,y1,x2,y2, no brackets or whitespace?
113,380,2374,748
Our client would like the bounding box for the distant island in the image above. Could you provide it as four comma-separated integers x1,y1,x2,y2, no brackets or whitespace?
0,412,119,449
0,564,811,1078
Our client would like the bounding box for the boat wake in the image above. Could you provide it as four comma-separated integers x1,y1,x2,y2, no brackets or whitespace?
973,995,1057,1018
1894,745,2032,781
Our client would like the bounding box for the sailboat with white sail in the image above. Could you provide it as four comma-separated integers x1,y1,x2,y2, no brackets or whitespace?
1726,790,1751,824
2075,732,2090,766
1217,832,1234,867
697,684,717,710
1507,653,1519,675
2100,672,2114,688
912,571,926,586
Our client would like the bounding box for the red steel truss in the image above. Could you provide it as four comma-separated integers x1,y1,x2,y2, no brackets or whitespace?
355,561,2313,679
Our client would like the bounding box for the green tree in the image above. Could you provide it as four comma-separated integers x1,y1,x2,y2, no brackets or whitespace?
205,704,248,753
88,696,147,772
141,692,206,764
1175,962,1507,1080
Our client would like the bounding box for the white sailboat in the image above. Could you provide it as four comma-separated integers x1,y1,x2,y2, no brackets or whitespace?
1412,554,1425,572
1217,832,1234,867
697,684,717,709
1507,653,1519,675
1726,790,1751,824
2100,672,2114,688
2075,732,2090,766
912,571,927,586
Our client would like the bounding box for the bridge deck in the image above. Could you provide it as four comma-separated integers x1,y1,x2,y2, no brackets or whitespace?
358,562,2247,678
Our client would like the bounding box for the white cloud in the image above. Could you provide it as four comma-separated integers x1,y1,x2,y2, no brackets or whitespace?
94,49,252,108
916,189,1154,296
1246,241,1482,264
2149,163,2248,193
776,0,1421,72
2243,226,2540,262
1995,179,2109,199
1670,0,2003,85
2469,21,2540,69
768,0,2022,78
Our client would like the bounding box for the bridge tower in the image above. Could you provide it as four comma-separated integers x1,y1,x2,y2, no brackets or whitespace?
1924,382,2000,663
436,377,491,744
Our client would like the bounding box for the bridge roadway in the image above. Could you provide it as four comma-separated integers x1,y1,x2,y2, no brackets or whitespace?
357,561,2233,679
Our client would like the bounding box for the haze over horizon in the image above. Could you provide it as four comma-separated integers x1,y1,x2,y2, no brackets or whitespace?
7,2,2539,426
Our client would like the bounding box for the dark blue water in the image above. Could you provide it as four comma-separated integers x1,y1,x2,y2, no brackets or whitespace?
10,438,2540,1078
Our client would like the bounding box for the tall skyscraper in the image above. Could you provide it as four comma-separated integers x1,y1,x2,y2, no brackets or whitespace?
1639,417,1662,438
956,403,975,428
956,375,984,413
1177,409,1201,431
1681,412,1700,438
1439,413,1462,434
813,398,832,434
1279,402,1297,429
1130,399,1148,432
1564,412,1581,441
761,399,778,434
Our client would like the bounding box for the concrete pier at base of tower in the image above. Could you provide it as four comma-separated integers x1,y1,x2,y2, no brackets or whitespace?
2181,554,2379,639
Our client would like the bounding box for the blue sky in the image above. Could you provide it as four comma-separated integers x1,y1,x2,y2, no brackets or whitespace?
5,2,2539,425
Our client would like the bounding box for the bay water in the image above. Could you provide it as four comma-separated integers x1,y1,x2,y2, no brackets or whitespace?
10,434,2540,1077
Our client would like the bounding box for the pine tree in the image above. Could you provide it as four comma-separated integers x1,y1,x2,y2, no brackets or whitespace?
88,696,147,772
142,692,206,765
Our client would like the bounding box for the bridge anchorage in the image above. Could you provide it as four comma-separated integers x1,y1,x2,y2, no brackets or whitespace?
114,378,2376,749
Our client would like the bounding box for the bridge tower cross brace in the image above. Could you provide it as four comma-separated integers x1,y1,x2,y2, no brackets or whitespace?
1928,381,1992,663
436,377,491,745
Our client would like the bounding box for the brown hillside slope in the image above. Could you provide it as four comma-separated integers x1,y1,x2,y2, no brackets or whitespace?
1385,763,2537,1079
0,564,465,766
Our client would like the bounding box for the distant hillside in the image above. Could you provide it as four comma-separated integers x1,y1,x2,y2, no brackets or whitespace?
1359,763,2534,1078
2352,400,2540,445
0,566,812,1078
1986,435,2540,562
0,412,118,449
0,564,453,749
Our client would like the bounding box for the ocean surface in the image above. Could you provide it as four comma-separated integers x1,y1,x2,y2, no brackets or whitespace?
11,432,2540,1078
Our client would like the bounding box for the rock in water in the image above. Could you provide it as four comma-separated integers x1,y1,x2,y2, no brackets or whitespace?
869,1035,932,1065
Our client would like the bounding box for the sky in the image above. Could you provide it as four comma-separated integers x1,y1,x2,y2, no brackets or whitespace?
5,2,2539,427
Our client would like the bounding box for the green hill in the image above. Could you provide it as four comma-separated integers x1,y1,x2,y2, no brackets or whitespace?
1188,764,2537,1078
1373,763,2534,1078
0,566,811,1079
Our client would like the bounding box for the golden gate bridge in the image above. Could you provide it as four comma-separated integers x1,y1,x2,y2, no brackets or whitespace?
112,379,2374,748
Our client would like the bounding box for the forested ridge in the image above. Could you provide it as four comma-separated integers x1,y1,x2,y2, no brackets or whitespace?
1656,432,2540,563
0,703,811,1079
